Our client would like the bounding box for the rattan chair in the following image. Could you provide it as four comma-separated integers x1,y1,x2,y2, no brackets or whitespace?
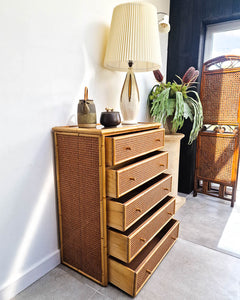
194,55,240,207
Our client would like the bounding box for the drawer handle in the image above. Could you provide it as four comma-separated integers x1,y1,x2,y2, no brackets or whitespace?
168,212,173,215
163,188,169,191
136,208,142,212
160,164,165,167
140,238,146,242
125,146,131,150
146,269,152,275
129,177,136,181
171,236,177,241
155,138,161,142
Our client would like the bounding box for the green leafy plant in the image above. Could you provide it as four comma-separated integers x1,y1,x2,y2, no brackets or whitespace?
148,67,203,144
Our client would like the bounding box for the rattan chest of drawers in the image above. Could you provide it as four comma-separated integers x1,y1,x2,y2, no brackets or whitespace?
53,123,179,296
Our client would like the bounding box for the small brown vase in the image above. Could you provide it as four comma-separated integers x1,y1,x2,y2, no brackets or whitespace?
100,108,121,127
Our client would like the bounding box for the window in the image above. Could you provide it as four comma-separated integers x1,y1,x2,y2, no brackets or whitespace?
204,19,240,62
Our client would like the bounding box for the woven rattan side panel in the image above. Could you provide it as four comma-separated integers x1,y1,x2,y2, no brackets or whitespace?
197,133,236,184
201,71,240,124
56,133,102,283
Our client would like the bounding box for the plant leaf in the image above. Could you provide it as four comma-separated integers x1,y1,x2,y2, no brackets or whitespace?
184,101,194,121
150,88,171,124
166,98,176,116
147,84,159,108
185,92,203,144
172,91,184,131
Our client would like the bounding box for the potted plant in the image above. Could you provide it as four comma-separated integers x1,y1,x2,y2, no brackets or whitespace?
147,67,203,144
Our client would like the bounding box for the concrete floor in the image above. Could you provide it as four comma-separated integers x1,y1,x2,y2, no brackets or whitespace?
13,193,240,300
176,192,240,259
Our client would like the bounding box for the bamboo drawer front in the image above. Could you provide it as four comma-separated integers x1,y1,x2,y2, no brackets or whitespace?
105,129,164,166
109,219,179,297
106,151,168,198
107,174,172,231
108,196,175,263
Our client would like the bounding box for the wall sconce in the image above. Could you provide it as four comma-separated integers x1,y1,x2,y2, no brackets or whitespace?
157,12,171,33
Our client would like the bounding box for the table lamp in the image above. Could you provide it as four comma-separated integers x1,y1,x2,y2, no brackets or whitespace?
104,2,162,124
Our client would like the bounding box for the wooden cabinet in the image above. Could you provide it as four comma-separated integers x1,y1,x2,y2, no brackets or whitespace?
53,123,179,296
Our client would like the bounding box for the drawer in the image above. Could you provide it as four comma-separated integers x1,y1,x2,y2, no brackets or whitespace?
106,151,168,198
105,129,164,166
108,196,175,263
107,174,172,231
109,219,179,297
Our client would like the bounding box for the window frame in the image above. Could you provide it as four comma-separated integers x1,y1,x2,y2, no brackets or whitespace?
204,19,240,62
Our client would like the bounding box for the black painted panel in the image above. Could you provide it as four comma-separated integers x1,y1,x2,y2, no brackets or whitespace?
233,0,240,13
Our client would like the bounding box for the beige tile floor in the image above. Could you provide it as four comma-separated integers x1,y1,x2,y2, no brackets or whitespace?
13,191,240,300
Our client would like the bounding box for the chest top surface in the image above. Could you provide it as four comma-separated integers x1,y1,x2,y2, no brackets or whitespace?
52,122,162,136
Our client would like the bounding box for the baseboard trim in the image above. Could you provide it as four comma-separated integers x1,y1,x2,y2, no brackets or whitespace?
0,249,60,300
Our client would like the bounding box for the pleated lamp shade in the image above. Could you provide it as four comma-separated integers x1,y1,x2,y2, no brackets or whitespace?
104,2,162,72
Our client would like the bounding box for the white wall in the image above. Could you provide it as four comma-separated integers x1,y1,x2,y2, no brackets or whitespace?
0,0,169,298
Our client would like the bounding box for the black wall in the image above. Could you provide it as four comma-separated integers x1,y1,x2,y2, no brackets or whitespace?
167,0,240,193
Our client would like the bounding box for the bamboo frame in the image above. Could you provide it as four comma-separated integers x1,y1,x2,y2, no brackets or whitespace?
52,122,162,136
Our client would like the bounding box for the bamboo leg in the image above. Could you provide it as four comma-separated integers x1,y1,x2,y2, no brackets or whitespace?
202,180,209,193
193,177,198,197
231,187,236,207
219,184,226,198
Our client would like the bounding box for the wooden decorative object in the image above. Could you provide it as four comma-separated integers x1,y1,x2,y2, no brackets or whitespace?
53,123,179,295
194,55,240,207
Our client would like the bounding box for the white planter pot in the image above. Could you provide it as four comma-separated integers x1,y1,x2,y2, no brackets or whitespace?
162,133,186,211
